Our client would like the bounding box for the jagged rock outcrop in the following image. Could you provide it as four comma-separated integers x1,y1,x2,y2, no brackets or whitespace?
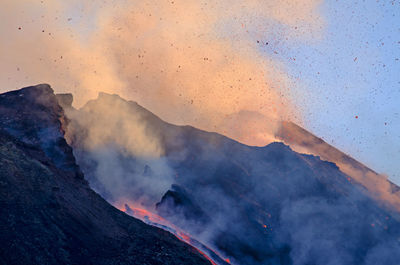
156,184,211,228
0,84,213,265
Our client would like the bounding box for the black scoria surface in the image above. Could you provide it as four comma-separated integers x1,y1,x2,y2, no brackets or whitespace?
0,84,213,265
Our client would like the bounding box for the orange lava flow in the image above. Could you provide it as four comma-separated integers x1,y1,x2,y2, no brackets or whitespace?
199,250,219,265
115,201,227,265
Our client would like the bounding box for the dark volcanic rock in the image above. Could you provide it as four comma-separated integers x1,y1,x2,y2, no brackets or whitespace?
156,184,211,228
0,84,82,178
68,92,400,265
0,85,213,265
56,93,74,109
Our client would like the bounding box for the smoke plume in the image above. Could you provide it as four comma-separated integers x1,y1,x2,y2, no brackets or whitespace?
0,0,323,145
60,91,400,265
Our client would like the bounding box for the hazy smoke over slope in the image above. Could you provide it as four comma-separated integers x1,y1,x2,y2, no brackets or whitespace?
64,93,173,206
276,122,400,212
0,0,323,145
63,92,400,265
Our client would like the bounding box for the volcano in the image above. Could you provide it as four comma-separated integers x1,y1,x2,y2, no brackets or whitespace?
0,85,215,265
60,89,400,265
2,84,400,265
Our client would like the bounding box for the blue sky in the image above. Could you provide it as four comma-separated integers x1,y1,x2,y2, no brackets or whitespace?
276,0,400,182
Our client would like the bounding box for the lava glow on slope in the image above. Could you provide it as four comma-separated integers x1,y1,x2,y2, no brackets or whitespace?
115,202,231,265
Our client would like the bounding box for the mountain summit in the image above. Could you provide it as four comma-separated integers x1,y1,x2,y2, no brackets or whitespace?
0,85,214,265
65,91,400,265
2,84,400,265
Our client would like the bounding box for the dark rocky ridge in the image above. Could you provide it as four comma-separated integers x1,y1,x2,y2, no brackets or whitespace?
156,184,211,229
67,92,400,265
0,85,82,178
0,84,213,265
276,121,400,200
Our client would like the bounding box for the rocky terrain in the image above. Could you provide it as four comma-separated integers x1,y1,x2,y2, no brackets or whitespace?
3,84,400,265
0,85,213,265
65,91,400,265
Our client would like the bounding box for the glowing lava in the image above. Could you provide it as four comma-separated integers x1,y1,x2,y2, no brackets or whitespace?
115,201,231,265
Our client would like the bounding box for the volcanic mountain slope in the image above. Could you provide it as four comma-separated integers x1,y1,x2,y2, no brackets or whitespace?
64,92,400,265
276,121,400,207
0,85,214,265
